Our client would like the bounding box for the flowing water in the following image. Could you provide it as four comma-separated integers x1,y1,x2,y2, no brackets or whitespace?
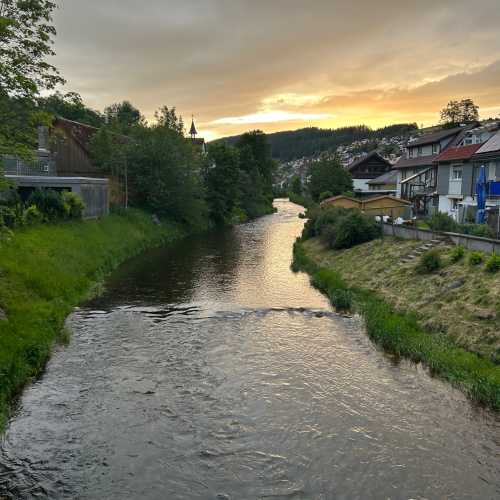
1,200,499,499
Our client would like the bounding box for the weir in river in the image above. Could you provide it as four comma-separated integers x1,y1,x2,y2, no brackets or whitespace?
1,200,499,499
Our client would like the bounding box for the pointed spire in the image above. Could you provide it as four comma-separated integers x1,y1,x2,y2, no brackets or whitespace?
189,115,198,139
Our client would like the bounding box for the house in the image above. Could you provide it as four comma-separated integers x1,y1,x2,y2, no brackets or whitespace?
346,151,392,192
435,123,500,220
320,194,411,218
366,169,398,194
3,118,111,218
395,124,477,215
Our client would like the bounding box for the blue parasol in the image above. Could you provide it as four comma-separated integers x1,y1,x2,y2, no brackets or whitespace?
475,165,487,224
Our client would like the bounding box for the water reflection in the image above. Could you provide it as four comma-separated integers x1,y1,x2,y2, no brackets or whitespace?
1,200,499,499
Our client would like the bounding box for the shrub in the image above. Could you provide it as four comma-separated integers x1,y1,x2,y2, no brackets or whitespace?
329,288,352,311
313,206,349,236
427,213,458,232
468,251,484,266
331,210,381,249
62,191,85,219
23,205,44,225
28,189,67,220
0,206,18,228
485,253,500,273
450,245,465,263
460,223,494,239
319,191,333,202
416,249,442,273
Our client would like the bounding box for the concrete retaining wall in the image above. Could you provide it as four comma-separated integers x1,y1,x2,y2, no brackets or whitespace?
382,223,500,254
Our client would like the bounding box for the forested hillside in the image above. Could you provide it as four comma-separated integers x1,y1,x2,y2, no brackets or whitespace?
214,123,418,162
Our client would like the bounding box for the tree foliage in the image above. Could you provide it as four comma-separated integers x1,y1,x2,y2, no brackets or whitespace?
0,0,62,166
204,131,275,225
38,91,105,128
0,0,64,98
440,98,479,126
307,156,353,201
104,101,145,134
215,123,418,162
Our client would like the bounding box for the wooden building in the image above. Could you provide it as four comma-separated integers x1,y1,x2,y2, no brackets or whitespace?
346,151,392,192
321,194,411,218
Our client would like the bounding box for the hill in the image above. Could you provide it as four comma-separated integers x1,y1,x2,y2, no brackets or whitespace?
213,123,418,162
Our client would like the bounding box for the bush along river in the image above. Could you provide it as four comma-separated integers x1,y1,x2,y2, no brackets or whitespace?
1,200,499,499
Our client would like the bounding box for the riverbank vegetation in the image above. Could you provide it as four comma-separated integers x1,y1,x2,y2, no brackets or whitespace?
293,235,500,410
0,210,184,429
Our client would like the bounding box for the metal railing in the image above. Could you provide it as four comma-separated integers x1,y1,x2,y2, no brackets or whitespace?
2,155,56,177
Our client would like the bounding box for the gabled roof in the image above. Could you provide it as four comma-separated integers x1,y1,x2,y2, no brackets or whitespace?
367,169,398,185
362,195,411,205
407,126,464,147
435,143,483,163
346,150,391,172
393,154,439,169
320,195,360,207
475,130,500,155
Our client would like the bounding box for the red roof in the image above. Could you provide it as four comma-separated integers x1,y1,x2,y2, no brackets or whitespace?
435,143,483,162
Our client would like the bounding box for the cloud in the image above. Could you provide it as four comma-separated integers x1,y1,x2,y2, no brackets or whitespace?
212,111,332,125
51,0,500,137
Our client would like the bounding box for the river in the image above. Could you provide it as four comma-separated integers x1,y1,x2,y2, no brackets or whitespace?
1,199,499,499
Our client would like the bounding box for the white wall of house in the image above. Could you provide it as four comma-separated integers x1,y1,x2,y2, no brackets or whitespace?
353,178,370,191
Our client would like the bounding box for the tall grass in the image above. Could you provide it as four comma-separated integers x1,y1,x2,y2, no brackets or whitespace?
293,241,500,410
0,210,185,430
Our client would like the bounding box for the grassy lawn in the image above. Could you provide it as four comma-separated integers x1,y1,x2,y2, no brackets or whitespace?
0,210,184,430
294,237,500,410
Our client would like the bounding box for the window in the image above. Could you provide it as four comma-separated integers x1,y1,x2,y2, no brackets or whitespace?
451,199,459,211
432,143,440,154
464,136,473,145
451,166,462,180
408,148,414,158
418,146,423,156
488,162,497,181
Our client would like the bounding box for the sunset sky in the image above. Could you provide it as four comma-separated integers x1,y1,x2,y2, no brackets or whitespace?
52,0,500,140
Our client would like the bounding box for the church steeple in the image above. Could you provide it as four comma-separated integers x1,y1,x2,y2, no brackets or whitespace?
189,116,198,139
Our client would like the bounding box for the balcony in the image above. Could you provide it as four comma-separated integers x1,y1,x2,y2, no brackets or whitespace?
400,167,437,200
487,181,500,198
2,154,56,177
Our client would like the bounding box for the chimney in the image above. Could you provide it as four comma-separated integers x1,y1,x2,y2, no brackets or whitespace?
37,125,50,153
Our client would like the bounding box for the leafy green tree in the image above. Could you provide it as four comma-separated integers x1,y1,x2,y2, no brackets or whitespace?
38,91,104,127
205,143,240,225
236,131,275,202
440,99,479,126
104,101,145,133
127,116,206,226
307,156,353,201
155,106,185,135
0,0,63,98
0,0,62,184
290,175,302,196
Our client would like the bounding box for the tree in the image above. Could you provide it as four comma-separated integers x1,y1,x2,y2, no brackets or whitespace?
104,101,145,133
307,156,353,201
127,116,206,226
236,131,275,201
0,0,63,98
0,0,62,178
155,105,184,135
290,175,302,196
38,91,105,128
205,143,240,225
440,98,479,126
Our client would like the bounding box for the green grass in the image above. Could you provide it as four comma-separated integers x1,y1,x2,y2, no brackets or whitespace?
0,210,185,430
293,240,500,410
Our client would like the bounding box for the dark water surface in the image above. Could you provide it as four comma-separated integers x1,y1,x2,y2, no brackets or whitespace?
1,200,499,499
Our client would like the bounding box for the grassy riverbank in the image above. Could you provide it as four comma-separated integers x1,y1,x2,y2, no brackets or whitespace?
0,210,184,430
294,238,500,410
